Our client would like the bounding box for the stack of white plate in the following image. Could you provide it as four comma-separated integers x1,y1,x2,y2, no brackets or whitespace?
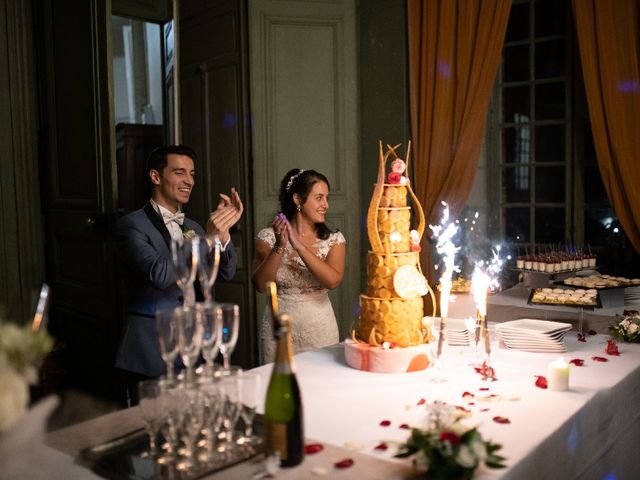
423,317,472,346
496,319,572,353
625,286,640,306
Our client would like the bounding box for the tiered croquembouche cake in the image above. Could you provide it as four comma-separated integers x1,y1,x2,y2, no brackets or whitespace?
345,142,434,373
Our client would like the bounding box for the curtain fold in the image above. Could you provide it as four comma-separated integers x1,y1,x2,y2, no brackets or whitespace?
572,0,640,253
407,0,511,283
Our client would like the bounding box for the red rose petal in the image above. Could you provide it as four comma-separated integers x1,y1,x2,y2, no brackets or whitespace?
374,442,388,451
468,402,475,406
479,387,490,391
535,375,548,389
304,443,324,455
569,358,585,366
588,329,597,336
417,398,426,405
493,416,511,424
462,391,475,400
606,339,620,356
577,333,586,342
455,405,471,413
399,423,410,430
379,420,391,427
592,356,608,362
480,408,490,412
334,458,354,469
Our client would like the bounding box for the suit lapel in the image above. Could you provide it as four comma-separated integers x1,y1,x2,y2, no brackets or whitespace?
144,202,172,249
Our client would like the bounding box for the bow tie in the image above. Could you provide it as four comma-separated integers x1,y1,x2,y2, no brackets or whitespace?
162,211,185,225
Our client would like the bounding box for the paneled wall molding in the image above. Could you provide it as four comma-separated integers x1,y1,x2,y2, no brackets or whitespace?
250,0,359,342
0,0,45,323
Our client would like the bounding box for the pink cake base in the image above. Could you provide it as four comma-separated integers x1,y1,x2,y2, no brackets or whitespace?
344,339,432,373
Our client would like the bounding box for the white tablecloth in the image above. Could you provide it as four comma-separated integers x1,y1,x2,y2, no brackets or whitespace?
250,334,640,479
43,334,640,479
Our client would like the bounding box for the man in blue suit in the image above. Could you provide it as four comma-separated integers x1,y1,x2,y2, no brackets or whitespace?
114,145,242,401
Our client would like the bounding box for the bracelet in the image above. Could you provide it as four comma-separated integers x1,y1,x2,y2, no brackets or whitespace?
272,245,285,255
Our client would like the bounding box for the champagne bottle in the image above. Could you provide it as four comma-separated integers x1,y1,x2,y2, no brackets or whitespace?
264,313,304,467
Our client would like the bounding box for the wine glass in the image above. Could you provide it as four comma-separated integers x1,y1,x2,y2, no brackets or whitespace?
218,370,241,453
171,237,199,306
197,235,221,304
237,372,261,448
155,307,179,381
217,303,240,371
199,302,223,377
176,306,203,384
138,379,165,459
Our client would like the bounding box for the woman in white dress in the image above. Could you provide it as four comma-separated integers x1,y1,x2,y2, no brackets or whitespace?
252,169,346,363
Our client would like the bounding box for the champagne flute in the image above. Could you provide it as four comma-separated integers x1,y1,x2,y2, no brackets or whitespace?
197,235,221,304
171,237,199,306
155,307,179,381
218,370,241,453
138,379,165,459
217,303,240,371
237,372,261,448
176,306,203,385
199,302,223,377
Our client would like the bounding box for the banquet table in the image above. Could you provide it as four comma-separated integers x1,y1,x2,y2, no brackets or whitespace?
44,334,640,480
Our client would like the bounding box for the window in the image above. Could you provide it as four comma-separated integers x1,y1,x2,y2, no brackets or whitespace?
481,0,639,276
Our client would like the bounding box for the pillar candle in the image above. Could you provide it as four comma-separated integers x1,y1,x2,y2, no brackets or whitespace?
547,357,570,391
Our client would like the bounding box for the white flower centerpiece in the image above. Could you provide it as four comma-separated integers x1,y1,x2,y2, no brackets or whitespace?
0,321,53,433
609,310,640,343
395,401,505,480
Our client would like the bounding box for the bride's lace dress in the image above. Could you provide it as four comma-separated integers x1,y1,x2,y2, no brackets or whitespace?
258,227,345,363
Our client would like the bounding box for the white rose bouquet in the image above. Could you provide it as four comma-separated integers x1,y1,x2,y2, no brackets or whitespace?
609,310,640,343
0,321,53,432
395,401,505,480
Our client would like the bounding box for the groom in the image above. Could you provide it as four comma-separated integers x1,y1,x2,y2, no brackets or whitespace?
114,145,242,397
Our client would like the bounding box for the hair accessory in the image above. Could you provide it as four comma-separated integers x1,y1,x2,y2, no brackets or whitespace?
285,169,306,192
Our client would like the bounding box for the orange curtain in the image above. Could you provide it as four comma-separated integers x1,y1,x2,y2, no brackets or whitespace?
572,0,640,253
407,0,511,282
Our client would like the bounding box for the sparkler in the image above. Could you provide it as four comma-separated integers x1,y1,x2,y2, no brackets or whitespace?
429,202,460,364
471,245,505,380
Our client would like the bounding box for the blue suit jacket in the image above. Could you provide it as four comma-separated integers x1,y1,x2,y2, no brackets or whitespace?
114,202,237,377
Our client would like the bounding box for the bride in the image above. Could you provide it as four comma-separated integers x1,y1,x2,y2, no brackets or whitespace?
252,168,346,363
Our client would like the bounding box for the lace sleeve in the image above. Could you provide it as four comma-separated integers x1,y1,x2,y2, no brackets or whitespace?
328,231,346,248
256,227,276,248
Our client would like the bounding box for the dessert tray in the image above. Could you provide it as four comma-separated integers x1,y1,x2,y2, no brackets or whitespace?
557,274,640,289
528,287,601,309
496,319,572,353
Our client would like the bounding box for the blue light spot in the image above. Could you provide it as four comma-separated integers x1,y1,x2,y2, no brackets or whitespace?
223,112,236,128
223,327,229,334
567,421,578,454
602,472,617,480
437,61,451,78
618,79,639,93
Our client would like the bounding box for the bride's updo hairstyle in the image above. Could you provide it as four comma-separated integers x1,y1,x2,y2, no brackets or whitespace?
279,168,334,240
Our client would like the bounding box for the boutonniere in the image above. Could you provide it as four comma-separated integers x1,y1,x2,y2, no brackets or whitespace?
180,224,197,240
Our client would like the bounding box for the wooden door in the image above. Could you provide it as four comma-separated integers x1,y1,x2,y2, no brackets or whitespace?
179,0,257,367
249,0,361,356
37,0,120,398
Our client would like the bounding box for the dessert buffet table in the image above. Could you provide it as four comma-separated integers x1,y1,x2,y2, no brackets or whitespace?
43,336,640,479
487,284,640,333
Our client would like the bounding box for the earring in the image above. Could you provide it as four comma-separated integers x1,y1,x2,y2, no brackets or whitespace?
297,204,302,212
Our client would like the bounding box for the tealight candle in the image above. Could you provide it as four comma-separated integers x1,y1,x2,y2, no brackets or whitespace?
547,357,570,391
